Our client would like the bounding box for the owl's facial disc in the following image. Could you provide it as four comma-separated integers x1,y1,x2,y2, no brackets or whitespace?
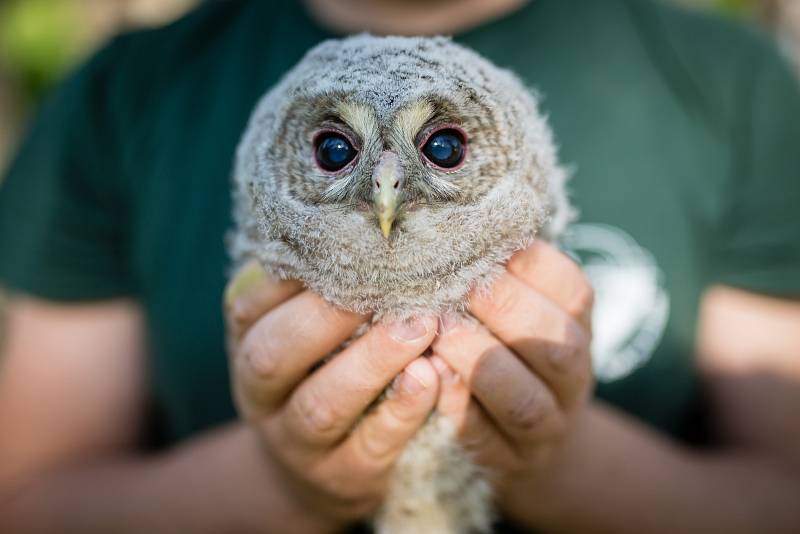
372,151,405,239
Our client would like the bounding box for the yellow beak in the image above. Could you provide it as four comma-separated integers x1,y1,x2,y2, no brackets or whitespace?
372,151,404,240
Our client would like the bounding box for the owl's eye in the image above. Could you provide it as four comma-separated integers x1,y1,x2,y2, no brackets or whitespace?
314,132,357,172
421,128,466,170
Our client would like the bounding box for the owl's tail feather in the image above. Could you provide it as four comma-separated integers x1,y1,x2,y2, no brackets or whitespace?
375,501,456,534
374,413,494,534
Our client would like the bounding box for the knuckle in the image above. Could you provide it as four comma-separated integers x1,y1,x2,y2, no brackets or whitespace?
566,280,594,318
242,341,279,381
356,424,396,466
354,397,428,467
383,392,420,425
507,390,551,433
390,374,437,419
548,317,590,373
228,298,253,331
293,390,340,439
547,338,583,374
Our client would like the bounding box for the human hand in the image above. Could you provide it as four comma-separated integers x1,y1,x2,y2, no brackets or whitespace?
430,241,595,524
224,262,440,530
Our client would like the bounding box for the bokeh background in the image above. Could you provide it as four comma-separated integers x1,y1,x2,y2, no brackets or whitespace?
0,0,798,332
1,0,799,177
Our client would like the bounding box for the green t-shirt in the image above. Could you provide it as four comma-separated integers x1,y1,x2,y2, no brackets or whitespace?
2,0,799,454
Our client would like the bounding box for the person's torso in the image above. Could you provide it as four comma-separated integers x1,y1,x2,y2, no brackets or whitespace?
119,0,736,443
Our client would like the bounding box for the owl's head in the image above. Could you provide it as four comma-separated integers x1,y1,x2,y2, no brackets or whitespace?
232,35,570,316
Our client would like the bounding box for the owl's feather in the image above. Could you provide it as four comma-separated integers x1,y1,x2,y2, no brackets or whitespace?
230,34,571,533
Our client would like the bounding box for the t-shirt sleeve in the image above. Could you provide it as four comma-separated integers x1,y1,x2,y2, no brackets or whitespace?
0,36,135,300
711,38,800,295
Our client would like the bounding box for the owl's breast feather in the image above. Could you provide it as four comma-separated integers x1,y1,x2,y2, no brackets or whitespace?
246,178,551,320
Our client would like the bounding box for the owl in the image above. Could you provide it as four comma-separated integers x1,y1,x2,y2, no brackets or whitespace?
229,34,571,534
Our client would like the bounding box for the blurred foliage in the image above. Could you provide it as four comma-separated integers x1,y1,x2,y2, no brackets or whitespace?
0,0,768,174
0,0,760,110
0,0,199,173
714,0,758,17
0,0,764,103
0,0,92,105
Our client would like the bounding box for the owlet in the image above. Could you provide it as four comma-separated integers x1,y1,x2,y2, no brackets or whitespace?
229,34,571,534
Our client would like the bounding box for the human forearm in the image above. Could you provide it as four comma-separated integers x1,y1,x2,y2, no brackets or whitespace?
505,402,800,534
1,424,334,534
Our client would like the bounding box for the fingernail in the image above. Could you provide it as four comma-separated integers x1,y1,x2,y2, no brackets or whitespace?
399,363,429,395
388,317,432,342
430,355,459,385
225,261,267,308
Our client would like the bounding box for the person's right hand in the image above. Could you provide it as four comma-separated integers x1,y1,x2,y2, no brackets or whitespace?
224,261,440,530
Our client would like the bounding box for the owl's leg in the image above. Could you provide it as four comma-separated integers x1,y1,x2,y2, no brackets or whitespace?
374,412,494,534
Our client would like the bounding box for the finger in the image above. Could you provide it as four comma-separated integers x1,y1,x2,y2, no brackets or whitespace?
281,316,438,449
224,260,303,342
333,357,439,475
234,291,367,418
469,274,593,408
430,355,518,466
507,241,594,329
432,320,564,444
430,355,470,429
458,397,520,474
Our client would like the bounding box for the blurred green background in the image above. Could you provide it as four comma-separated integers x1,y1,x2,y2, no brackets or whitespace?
0,0,199,335
1,0,798,175
0,0,797,332
0,0,198,173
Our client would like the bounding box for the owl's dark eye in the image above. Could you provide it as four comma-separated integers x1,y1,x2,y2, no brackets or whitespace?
421,128,466,170
314,132,357,172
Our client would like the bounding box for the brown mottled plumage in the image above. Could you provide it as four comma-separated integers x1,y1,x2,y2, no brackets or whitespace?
229,34,571,533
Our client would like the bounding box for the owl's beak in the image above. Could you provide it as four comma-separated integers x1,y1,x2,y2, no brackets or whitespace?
372,151,404,239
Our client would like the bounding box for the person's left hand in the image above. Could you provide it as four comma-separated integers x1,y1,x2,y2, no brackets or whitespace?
430,240,595,525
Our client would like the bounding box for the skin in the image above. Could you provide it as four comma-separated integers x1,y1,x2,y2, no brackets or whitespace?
301,0,528,36
2,1,800,532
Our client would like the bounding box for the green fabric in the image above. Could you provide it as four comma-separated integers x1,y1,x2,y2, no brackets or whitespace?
1,0,799,450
